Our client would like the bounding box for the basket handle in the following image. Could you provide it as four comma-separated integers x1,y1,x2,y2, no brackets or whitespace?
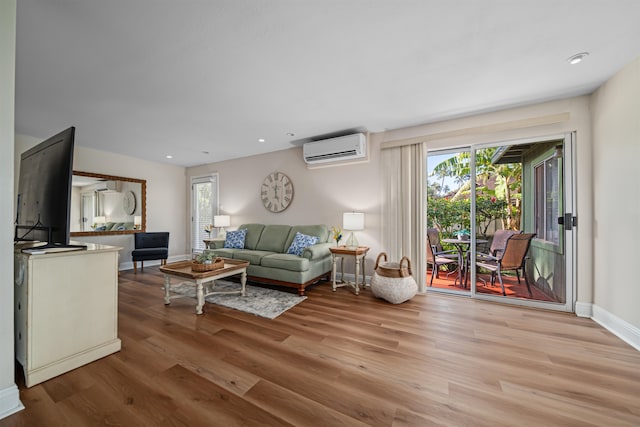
399,256,413,276
374,252,388,270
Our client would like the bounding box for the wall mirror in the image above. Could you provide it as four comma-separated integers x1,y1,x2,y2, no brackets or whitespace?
70,171,146,236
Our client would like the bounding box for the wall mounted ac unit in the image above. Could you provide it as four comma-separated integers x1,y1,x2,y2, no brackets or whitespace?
94,181,121,192
303,133,367,165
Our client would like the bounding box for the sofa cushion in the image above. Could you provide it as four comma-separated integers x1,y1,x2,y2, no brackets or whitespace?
224,228,247,249
232,250,275,265
255,225,292,253
238,223,266,250
207,248,238,258
261,253,310,272
286,232,320,256
285,225,329,249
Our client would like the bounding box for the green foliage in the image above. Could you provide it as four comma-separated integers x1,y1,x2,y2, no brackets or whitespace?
196,252,216,263
427,147,522,235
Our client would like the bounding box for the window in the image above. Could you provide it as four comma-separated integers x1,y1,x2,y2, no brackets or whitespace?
191,174,218,252
534,156,560,245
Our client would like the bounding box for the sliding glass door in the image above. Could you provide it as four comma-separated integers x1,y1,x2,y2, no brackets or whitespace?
427,134,575,311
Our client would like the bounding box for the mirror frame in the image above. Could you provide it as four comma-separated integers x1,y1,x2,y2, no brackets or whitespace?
70,171,147,237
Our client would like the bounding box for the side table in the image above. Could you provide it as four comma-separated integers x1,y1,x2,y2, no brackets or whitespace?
203,238,225,249
330,246,370,295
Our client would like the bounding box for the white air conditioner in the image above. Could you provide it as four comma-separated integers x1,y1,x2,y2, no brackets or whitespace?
303,133,367,165
94,181,121,192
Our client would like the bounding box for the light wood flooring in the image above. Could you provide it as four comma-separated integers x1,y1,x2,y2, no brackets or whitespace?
2,267,640,426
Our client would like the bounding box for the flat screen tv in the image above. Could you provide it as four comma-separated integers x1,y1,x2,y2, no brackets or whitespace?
15,126,85,250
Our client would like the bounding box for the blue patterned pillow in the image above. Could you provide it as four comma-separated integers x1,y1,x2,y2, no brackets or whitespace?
287,232,320,256
224,229,247,249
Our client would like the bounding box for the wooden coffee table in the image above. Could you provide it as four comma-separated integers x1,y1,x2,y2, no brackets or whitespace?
160,258,249,314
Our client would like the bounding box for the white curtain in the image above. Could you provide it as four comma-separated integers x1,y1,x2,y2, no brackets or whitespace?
381,143,427,292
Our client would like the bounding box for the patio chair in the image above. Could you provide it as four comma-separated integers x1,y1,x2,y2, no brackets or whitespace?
488,229,522,258
475,233,536,296
426,228,460,286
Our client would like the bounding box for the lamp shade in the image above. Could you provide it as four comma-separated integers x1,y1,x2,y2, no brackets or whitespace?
343,212,364,230
94,216,106,224
134,216,142,225
213,215,231,227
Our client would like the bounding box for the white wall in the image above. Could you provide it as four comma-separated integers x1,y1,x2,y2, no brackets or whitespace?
590,56,640,337
187,136,384,275
15,135,189,269
0,0,24,420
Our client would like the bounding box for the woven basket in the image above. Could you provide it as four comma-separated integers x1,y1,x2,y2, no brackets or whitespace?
191,258,224,272
374,252,412,278
371,252,417,304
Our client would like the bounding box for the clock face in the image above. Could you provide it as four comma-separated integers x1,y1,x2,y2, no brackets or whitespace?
123,191,136,215
261,172,293,213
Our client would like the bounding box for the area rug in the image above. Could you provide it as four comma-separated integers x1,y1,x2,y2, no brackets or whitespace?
168,280,307,319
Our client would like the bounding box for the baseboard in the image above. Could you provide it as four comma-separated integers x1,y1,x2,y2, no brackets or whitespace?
574,301,593,318
119,254,190,271
0,384,24,421
591,304,640,352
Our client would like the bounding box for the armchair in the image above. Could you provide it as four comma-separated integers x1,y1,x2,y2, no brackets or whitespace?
475,233,535,296
132,232,170,272
426,228,460,286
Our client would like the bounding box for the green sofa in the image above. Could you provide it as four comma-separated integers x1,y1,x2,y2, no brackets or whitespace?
204,223,333,295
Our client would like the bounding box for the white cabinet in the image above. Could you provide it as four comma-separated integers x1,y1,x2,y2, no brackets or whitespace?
14,243,122,387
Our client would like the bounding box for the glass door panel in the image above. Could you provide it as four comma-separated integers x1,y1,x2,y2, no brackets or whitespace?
191,175,218,253
426,148,472,294
471,139,569,306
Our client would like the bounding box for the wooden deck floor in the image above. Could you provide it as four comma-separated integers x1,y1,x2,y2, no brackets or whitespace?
2,267,640,426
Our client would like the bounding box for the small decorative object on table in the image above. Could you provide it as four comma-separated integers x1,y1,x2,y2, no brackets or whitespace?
456,229,470,241
370,252,418,304
192,252,224,272
331,226,342,246
204,223,214,237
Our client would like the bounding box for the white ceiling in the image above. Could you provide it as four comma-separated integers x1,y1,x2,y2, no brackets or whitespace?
15,0,640,167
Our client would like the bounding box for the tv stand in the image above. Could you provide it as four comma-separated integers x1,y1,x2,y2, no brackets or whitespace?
14,242,122,387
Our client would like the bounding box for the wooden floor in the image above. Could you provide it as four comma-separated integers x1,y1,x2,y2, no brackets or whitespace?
3,267,640,426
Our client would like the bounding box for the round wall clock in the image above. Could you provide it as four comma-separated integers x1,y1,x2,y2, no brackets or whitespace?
123,190,136,215
261,172,294,213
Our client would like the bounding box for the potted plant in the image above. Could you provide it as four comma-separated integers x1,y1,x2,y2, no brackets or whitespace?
455,229,470,241
195,252,215,264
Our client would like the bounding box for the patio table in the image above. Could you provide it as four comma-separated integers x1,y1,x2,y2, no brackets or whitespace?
442,238,488,288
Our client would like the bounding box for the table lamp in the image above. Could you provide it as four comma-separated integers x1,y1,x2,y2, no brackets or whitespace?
343,212,364,249
134,216,142,230
214,215,231,239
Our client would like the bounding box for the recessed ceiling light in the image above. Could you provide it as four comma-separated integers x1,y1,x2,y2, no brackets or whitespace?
286,132,295,137
202,151,209,155
165,155,173,159
567,52,589,65
258,138,265,143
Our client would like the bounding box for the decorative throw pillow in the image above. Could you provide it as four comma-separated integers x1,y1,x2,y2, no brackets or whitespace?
287,232,320,256
224,228,247,249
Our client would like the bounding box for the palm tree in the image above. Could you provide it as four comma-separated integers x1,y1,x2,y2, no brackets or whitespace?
428,148,522,230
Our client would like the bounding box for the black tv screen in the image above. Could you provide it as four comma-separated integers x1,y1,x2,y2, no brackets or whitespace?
15,126,77,247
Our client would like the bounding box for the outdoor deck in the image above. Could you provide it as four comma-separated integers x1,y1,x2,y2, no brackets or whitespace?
427,267,556,302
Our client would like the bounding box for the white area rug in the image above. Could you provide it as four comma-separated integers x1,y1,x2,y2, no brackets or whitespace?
168,280,307,319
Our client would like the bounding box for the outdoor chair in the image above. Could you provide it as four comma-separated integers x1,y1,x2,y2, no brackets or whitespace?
426,228,460,286
475,233,536,296
488,229,522,258
132,232,170,272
